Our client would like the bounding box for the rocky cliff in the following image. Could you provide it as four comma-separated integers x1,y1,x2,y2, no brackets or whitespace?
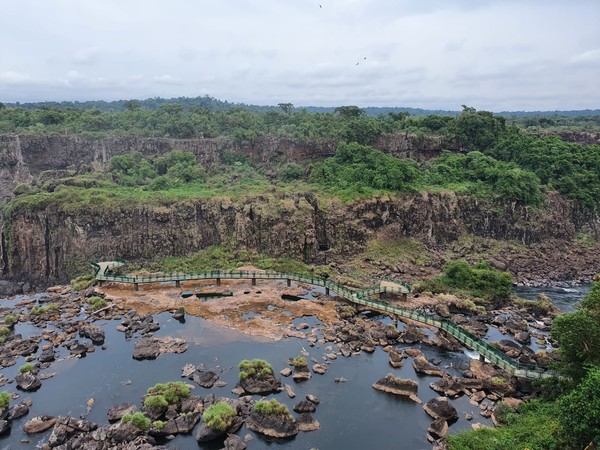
2,190,598,292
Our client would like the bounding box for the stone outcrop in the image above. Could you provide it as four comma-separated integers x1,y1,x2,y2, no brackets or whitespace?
372,374,421,403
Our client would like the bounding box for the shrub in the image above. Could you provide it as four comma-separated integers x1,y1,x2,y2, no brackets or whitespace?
4,314,17,327
143,395,168,409
88,296,107,311
121,412,151,431
153,420,165,429
239,359,273,380
202,402,236,432
0,326,10,336
146,382,191,405
254,399,290,417
289,356,308,368
19,363,35,374
0,391,10,408
30,303,58,316
71,274,95,291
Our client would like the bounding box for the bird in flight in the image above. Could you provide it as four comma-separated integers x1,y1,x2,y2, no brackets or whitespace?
319,4,322,7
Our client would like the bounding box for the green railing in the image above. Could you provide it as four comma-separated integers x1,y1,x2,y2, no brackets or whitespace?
91,260,553,379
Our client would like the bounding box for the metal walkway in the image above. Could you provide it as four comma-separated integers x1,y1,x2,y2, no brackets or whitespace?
91,259,553,379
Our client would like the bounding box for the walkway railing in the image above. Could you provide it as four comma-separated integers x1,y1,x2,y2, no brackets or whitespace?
92,260,553,378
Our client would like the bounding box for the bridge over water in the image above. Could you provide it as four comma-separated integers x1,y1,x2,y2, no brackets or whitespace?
92,259,553,379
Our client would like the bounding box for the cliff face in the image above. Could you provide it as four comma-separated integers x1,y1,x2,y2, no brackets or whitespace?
0,133,444,202
2,191,598,290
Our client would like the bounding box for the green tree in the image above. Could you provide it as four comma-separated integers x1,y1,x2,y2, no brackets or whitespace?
278,103,293,114
334,105,365,119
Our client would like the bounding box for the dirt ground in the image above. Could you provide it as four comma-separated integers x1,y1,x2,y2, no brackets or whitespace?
97,268,341,341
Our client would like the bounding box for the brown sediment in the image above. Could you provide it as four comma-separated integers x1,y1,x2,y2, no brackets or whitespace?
98,272,340,341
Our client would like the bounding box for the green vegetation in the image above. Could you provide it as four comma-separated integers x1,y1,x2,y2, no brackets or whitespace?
450,277,600,449
417,260,512,302
0,391,10,409
71,274,95,291
289,356,308,369
121,412,152,431
238,359,273,380
4,314,18,327
146,382,191,404
152,420,165,430
29,303,58,316
202,402,237,432
0,326,10,336
19,363,35,374
143,395,169,409
254,399,290,417
448,400,559,450
87,296,107,311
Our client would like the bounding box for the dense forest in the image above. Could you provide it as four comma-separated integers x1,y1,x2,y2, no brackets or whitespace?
3,101,600,213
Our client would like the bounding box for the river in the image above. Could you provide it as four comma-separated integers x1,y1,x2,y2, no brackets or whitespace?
0,284,590,450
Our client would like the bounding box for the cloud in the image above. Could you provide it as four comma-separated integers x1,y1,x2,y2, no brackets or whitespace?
0,71,35,85
153,75,183,85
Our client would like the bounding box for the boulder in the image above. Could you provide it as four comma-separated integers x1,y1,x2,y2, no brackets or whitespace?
22,415,57,434
38,348,56,363
79,324,105,345
297,413,320,432
428,418,449,440
312,364,327,374
246,411,299,438
15,372,42,391
0,420,10,436
292,367,311,382
293,400,316,413
8,402,29,420
173,411,201,433
306,394,320,405
372,374,421,403
191,371,219,388
223,433,247,450
423,397,458,424
239,374,282,395
132,338,161,360
280,368,292,377
388,348,405,368
107,403,137,423
413,356,445,377
181,363,196,378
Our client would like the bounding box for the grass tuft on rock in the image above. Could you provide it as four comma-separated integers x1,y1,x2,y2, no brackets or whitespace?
19,363,36,374
289,356,308,369
202,402,237,432
146,382,191,405
30,303,58,316
87,296,107,310
0,391,10,408
143,395,168,409
239,359,273,380
121,412,152,431
254,399,291,417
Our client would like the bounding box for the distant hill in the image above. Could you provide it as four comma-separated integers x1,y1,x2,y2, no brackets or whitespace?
4,95,598,118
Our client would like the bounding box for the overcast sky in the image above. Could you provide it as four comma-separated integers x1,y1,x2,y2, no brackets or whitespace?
1,0,599,111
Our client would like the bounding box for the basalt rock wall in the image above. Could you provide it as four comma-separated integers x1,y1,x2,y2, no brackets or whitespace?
1,191,598,290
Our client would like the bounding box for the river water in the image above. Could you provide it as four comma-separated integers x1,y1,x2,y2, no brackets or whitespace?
0,284,590,450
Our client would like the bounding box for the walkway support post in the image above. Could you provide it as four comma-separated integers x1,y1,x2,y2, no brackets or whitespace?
252,278,256,286
286,279,291,287
325,287,330,295
175,280,181,288
479,354,485,362
402,293,408,302
134,283,139,292
216,278,221,286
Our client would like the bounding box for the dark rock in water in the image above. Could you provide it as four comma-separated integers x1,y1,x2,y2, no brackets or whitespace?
174,411,201,433
69,341,87,357
15,372,42,392
297,413,320,432
8,402,29,420
0,419,9,436
191,370,219,388
312,363,327,374
334,377,347,383
46,416,97,446
246,411,299,438
428,418,449,440
22,415,57,434
429,376,483,398
196,416,243,443
79,324,105,345
239,374,282,395
293,400,316,413
423,397,458,424
107,403,137,423
181,290,194,298
306,394,320,405
0,405,7,420
172,308,185,321
180,396,203,414
514,331,531,345
292,366,311,382
223,433,247,450
372,374,421,403
38,348,55,363
413,355,445,377
399,325,429,344
388,348,405,368
132,338,160,360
